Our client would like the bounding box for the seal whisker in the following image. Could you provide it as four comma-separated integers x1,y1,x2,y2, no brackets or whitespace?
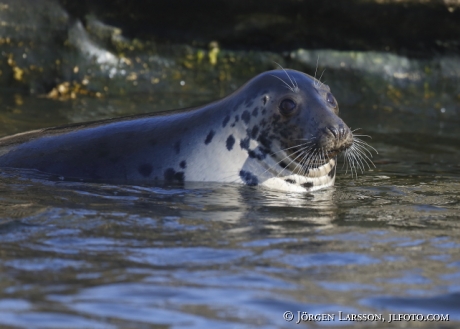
273,62,298,92
345,150,359,178
294,135,317,142
301,150,314,174
303,148,320,175
295,152,309,175
293,144,317,175
352,143,376,168
303,144,322,168
353,137,378,154
270,74,296,93
354,151,373,173
343,151,351,177
334,131,378,179
348,146,365,173
343,153,350,176
351,146,369,172
318,69,326,88
347,146,366,174
268,141,312,157
352,133,372,139
287,143,318,175
270,74,295,92
259,143,312,178
355,144,376,168
295,139,316,143
314,55,320,87
274,144,314,178
352,140,375,158
344,149,355,178
297,149,313,176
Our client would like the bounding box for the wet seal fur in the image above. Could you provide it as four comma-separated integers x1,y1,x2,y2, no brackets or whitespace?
0,69,368,192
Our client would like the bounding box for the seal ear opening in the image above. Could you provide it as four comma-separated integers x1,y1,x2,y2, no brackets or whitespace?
279,98,297,117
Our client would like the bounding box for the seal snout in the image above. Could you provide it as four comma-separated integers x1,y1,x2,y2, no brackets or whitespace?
320,123,353,158
325,124,347,140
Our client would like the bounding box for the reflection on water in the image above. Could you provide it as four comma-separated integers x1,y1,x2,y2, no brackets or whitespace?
0,92,459,328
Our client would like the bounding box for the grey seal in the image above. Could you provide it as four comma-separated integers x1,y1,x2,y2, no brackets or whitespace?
0,69,372,192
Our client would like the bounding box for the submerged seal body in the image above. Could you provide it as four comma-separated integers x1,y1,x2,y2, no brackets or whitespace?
0,69,356,192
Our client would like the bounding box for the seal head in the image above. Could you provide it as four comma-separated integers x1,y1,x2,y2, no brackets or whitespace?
225,69,353,192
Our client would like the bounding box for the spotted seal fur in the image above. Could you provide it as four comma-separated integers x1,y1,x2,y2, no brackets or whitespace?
0,69,373,192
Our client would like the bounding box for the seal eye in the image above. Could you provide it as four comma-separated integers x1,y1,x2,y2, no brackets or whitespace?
279,99,297,116
326,93,337,108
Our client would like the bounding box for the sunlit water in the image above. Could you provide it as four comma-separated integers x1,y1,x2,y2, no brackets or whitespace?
0,92,459,328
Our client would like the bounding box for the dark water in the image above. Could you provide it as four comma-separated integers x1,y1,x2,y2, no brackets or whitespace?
0,91,459,328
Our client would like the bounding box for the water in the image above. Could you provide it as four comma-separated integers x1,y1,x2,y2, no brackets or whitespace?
0,92,459,328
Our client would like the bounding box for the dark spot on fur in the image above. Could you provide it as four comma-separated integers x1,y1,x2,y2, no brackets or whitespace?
280,161,288,169
247,147,267,160
164,168,175,181
328,165,336,178
205,130,215,145
255,147,267,160
241,110,251,124
174,141,181,154
258,147,269,156
258,133,272,149
226,135,235,151
174,171,185,183
262,108,267,114
285,179,295,184
222,115,230,127
251,125,259,139
164,168,185,183
231,115,239,127
239,170,258,186
180,160,187,169
302,182,314,188
252,107,259,117
240,137,250,150
139,163,153,177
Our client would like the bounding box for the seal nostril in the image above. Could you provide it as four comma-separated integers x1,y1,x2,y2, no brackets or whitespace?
339,126,345,139
327,126,338,138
